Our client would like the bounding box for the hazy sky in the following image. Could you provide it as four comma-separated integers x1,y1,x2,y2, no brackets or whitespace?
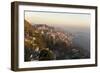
25,11,91,28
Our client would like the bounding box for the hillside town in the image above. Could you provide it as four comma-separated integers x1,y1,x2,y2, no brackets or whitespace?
24,20,89,61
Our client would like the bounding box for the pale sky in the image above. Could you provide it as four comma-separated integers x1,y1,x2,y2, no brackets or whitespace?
25,11,91,28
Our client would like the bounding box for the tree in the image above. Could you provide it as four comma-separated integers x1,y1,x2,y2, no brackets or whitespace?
39,48,55,61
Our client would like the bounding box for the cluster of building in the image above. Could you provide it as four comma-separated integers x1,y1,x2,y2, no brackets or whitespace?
34,24,73,47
